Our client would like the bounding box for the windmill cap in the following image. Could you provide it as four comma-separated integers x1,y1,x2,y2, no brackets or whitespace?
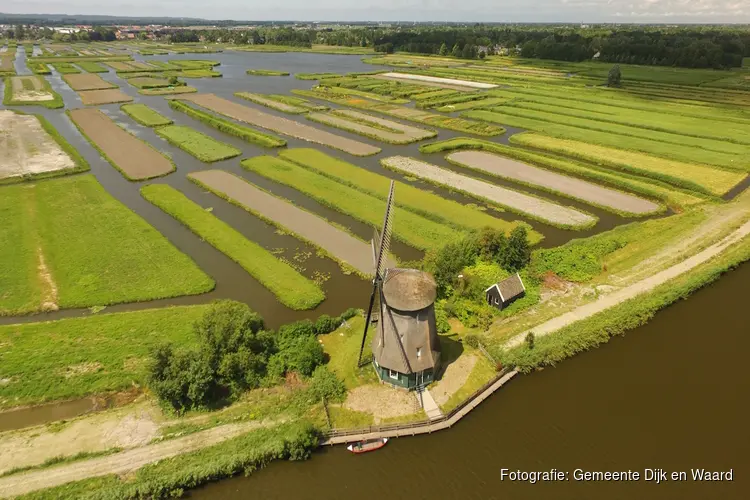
382,268,437,311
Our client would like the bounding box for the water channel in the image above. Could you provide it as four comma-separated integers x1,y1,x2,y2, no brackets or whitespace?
191,262,749,500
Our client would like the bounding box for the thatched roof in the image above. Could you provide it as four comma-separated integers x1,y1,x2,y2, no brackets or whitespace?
382,268,437,312
485,272,526,302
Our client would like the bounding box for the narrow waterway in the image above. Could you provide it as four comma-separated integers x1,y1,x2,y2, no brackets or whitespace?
192,262,750,500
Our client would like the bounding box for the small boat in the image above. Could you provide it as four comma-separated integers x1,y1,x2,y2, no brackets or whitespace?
347,437,388,454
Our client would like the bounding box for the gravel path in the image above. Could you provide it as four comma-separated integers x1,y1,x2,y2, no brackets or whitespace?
190,170,381,275
382,156,596,228
178,94,380,156
69,108,173,180
375,72,498,90
0,421,267,498
448,151,660,215
504,218,750,349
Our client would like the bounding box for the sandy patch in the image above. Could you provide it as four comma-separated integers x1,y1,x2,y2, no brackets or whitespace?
37,249,59,311
430,354,478,406
0,111,76,180
382,156,596,227
63,73,116,91
448,150,660,215
344,384,419,423
191,170,377,275
177,93,380,156
10,76,54,102
375,72,498,90
78,88,133,105
61,362,103,379
69,108,173,180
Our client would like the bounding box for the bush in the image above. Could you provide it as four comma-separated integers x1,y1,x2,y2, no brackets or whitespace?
273,334,325,377
464,334,480,348
313,314,338,335
435,301,451,333
308,366,347,402
502,226,531,272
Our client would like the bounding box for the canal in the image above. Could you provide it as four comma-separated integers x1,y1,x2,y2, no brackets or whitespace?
191,262,750,499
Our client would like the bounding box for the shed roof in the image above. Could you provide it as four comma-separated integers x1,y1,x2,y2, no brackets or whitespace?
485,273,526,302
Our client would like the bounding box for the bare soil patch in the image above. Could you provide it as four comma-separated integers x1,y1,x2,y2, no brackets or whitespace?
431,354,478,406
375,72,498,90
0,111,76,180
344,384,419,423
36,248,59,311
308,109,436,144
236,92,306,113
10,76,53,102
62,73,116,91
191,170,376,275
382,156,596,228
78,88,133,105
69,108,173,180
448,150,660,215
178,93,380,156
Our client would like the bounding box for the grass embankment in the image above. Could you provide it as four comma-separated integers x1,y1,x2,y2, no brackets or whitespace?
263,94,328,111
241,155,459,251
127,77,174,89
305,84,409,103
0,306,208,406
419,137,704,211
3,76,64,109
235,92,307,114
246,69,289,76
76,61,108,73
278,148,537,240
50,62,81,74
509,133,744,196
138,86,197,96
292,88,504,136
120,103,173,127
155,125,241,162
141,184,324,310
464,109,746,171
14,422,319,500
295,72,340,80
0,175,213,316
168,100,286,148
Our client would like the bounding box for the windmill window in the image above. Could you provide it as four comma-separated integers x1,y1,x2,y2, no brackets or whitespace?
416,347,422,358
389,369,399,380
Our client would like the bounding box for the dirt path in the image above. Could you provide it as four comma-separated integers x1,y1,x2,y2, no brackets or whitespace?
177,93,381,156
0,111,75,179
382,156,596,228
504,218,750,349
36,249,58,311
69,108,173,180
190,170,380,275
448,150,660,215
0,420,269,498
430,354,478,406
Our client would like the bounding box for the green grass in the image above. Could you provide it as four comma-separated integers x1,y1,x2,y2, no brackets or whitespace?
138,86,197,96
416,92,488,110
127,76,173,89
169,100,286,148
0,306,209,407
235,92,307,114
155,125,241,162
327,405,375,428
265,94,328,111
50,62,81,74
319,316,378,389
241,155,459,251
141,185,323,310
277,148,537,241
75,61,108,73
120,103,173,127
436,97,506,112
0,175,213,315
168,59,220,69
246,69,289,76
439,346,497,413
295,72,340,80
418,137,702,211
313,84,410,103
29,63,51,75
464,108,746,170
30,55,132,63
509,133,744,196
3,76,64,109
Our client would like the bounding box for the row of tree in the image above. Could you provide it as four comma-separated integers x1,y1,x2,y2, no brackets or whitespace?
3,25,117,42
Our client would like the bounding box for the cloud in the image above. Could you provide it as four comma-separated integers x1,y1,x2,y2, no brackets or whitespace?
2,0,749,22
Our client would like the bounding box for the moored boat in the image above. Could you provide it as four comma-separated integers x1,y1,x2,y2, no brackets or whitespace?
347,437,388,454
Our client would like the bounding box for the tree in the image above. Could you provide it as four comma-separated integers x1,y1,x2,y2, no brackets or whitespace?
451,43,461,58
438,42,448,56
525,332,535,350
502,226,531,272
15,25,25,40
608,64,622,87
168,76,179,85
479,50,486,59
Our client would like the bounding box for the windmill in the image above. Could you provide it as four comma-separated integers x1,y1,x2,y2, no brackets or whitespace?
357,182,442,390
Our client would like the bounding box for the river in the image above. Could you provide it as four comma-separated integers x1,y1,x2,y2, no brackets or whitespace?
191,262,750,499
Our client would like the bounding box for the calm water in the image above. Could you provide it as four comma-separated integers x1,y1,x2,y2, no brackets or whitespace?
192,263,750,500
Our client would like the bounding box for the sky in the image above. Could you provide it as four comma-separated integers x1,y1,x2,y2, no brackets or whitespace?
2,0,750,23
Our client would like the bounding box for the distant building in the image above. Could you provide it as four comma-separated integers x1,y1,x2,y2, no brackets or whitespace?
485,273,526,311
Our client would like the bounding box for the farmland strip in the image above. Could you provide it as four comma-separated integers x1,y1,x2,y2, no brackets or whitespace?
155,125,241,163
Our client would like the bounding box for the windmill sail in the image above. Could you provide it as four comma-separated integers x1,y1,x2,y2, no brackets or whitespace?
358,181,396,367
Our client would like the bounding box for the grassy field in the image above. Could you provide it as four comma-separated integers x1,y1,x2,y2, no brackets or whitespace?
3,76,64,109
419,138,703,211
141,184,324,310
49,62,81,74
246,69,289,76
278,148,536,240
319,315,378,389
509,133,744,196
263,94,329,111
168,100,286,148
0,305,209,407
155,125,241,162
0,175,213,315
120,103,173,127
241,155,460,251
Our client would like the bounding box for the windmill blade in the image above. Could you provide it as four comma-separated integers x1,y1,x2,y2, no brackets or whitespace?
357,279,379,367
375,181,395,278
371,228,381,272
